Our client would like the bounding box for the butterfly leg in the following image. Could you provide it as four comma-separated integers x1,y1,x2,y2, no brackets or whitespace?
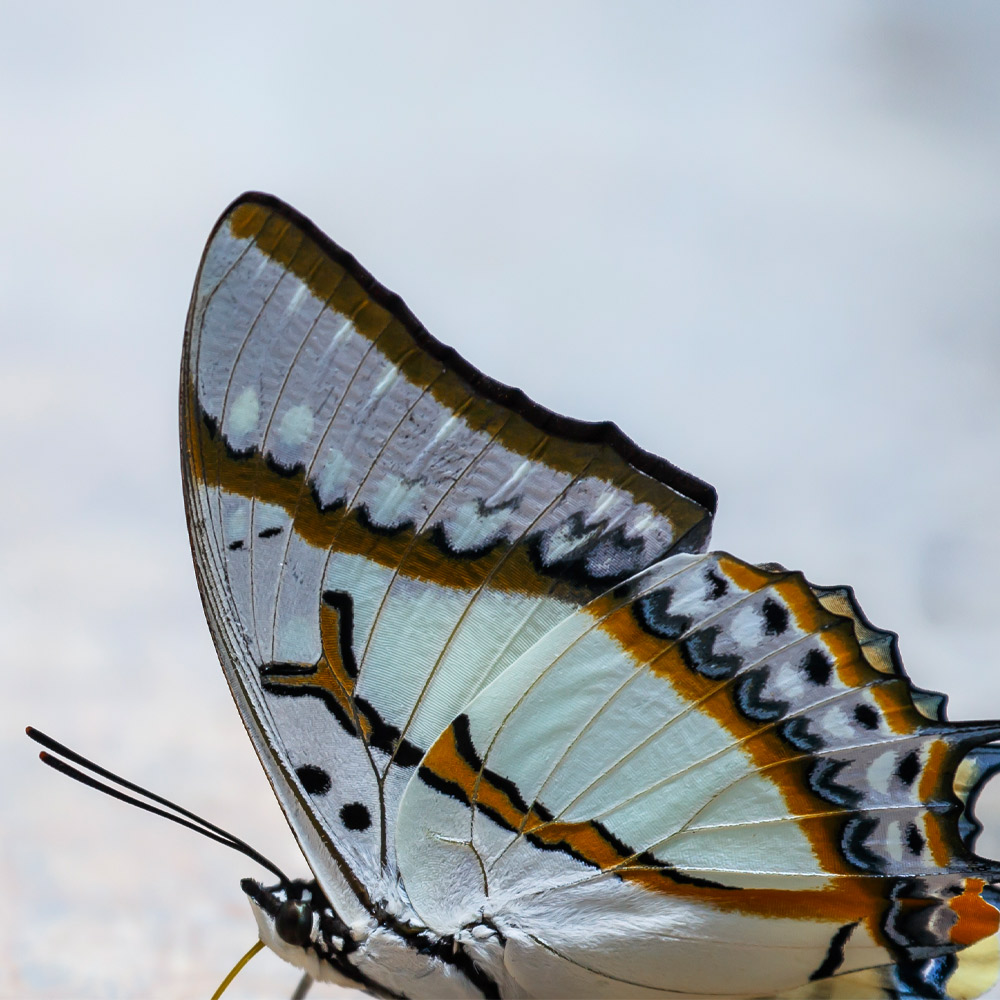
290,971,313,1000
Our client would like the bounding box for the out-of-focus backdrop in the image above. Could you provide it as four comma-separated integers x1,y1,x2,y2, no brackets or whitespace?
4,3,1000,997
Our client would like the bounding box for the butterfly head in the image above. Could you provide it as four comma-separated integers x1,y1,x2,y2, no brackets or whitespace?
241,876,358,982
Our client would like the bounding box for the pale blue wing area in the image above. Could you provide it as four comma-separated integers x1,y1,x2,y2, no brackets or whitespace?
397,551,1000,998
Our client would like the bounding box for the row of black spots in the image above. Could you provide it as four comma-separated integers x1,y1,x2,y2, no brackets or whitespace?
808,758,863,809
294,763,373,832
354,696,424,768
261,662,356,737
735,666,790,723
226,523,284,550
321,589,359,678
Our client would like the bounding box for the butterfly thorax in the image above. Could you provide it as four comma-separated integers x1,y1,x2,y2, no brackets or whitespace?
242,876,511,998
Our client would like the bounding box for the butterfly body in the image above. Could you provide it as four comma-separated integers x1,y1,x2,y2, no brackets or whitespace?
181,193,1000,998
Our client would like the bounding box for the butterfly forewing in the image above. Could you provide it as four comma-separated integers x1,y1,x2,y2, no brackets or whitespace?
180,192,716,923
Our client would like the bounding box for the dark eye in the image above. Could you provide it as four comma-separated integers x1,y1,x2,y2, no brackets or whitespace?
276,899,313,947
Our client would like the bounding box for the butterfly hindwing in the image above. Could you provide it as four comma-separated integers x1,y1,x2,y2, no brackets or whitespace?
181,192,716,923
396,553,1000,997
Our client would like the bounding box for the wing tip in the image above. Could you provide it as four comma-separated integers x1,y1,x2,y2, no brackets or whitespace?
202,191,719,520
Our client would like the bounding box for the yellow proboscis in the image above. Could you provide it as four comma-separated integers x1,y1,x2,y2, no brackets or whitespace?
210,938,265,1000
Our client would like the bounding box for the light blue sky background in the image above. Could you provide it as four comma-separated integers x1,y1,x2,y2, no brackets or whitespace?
4,3,1000,997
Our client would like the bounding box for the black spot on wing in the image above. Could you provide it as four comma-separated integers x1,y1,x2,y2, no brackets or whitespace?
906,822,926,856
228,539,245,551
761,597,788,636
897,750,920,786
340,802,371,831
258,525,283,539
800,648,832,686
296,764,331,795
854,703,880,731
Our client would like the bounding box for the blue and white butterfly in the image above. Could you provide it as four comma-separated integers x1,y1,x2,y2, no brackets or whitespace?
60,192,1000,999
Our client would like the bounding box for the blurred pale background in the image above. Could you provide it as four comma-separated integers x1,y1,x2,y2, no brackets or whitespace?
4,2,1000,997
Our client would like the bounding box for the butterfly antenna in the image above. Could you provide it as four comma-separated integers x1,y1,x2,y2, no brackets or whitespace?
26,726,290,884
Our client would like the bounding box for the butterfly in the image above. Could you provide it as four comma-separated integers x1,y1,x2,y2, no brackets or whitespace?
34,191,1000,999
